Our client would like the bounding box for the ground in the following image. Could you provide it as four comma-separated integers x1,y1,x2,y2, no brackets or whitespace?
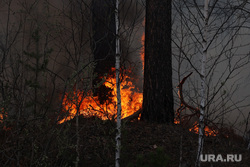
66,117,250,167
1,116,249,166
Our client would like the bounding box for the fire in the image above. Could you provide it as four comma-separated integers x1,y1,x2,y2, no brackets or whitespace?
141,33,145,69
0,108,5,123
189,121,219,137
174,114,218,137
0,109,11,131
59,68,143,123
141,19,145,69
174,111,181,124
60,26,146,123
174,118,180,125
59,23,217,138
0,113,3,123
59,20,146,123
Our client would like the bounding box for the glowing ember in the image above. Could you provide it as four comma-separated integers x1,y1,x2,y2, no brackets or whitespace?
174,118,180,125
59,68,143,123
141,19,145,70
0,109,11,130
0,114,3,123
0,108,5,123
141,33,145,69
174,111,181,124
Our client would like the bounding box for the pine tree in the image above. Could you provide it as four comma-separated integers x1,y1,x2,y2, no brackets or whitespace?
141,0,174,123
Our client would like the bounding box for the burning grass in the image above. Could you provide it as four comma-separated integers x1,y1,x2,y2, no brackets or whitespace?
59,32,223,138
189,121,219,137
59,68,143,124
60,69,223,138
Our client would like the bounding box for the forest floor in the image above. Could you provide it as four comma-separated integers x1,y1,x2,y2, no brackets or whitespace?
66,116,250,167
1,116,249,166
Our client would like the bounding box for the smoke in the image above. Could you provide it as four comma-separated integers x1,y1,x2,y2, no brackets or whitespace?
1,0,249,136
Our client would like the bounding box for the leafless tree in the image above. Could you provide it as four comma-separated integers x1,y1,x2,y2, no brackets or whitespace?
172,0,250,166
0,0,145,166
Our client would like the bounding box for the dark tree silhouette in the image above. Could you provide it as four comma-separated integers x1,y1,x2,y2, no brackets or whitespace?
141,0,174,123
92,0,116,104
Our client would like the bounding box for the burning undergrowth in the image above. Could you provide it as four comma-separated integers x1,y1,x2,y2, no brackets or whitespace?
58,67,143,124
57,32,226,139
59,68,223,138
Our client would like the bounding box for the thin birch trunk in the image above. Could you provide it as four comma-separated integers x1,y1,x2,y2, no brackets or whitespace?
196,0,209,166
75,85,80,167
115,0,122,167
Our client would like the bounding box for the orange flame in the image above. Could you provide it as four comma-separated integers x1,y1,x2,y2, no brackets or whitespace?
174,115,218,137
0,108,5,123
189,121,218,137
59,68,143,123
174,118,180,125
0,108,11,131
141,33,145,69
141,19,145,69
0,114,3,123
60,27,146,124
59,23,218,138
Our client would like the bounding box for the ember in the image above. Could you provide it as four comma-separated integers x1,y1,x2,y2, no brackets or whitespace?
141,33,145,69
0,108,5,123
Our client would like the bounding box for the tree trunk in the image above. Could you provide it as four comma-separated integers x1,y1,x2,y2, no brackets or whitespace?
92,0,116,104
92,0,116,73
196,0,209,166
115,0,121,166
141,0,174,123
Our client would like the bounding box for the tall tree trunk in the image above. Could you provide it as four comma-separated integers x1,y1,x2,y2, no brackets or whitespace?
115,0,121,167
92,0,116,104
141,0,174,123
196,0,209,166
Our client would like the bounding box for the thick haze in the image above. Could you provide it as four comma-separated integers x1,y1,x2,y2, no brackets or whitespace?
0,0,249,135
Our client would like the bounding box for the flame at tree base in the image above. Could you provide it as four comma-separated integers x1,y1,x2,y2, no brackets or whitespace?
189,121,219,137
174,117,219,137
59,68,143,124
60,77,219,138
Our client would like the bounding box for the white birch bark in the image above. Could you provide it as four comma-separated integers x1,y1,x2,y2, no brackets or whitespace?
75,84,80,167
196,0,209,166
115,0,122,167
